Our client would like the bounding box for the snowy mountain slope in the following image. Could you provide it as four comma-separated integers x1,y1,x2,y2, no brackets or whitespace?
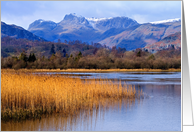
149,18,181,24
26,13,181,50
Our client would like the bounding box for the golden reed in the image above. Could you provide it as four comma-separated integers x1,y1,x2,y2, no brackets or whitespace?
1,70,144,121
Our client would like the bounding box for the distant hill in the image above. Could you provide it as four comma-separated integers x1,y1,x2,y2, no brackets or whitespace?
99,21,181,50
1,21,47,41
1,14,181,52
1,36,103,58
143,32,181,53
27,13,181,51
86,16,139,32
28,13,139,43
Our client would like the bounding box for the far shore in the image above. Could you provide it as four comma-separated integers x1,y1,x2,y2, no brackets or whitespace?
1,68,181,73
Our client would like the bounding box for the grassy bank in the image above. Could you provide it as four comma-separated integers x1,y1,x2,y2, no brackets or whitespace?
1,70,145,121
1,68,181,73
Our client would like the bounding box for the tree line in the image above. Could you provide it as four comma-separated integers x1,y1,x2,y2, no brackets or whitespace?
1,45,181,70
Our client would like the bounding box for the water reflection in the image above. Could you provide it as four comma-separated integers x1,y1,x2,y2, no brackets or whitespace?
1,98,138,131
35,71,181,85
1,72,181,131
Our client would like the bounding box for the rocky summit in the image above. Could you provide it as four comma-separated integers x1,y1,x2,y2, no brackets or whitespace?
2,13,181,51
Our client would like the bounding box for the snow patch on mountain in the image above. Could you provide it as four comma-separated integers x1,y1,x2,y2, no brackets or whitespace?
86,17,113,22
87,20,96,29
69,13,83,18
85,17,111,30
150,18,181,24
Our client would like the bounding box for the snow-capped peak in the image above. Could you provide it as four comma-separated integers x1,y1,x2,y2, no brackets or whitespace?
37,19,44,23
85,17,113,30
86,17,113,22
69,13,83,18
149,18,181,24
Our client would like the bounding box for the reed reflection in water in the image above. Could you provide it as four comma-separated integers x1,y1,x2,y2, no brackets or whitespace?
1,97,140,131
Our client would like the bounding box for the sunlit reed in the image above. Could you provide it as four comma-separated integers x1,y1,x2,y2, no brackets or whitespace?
1,70,145,121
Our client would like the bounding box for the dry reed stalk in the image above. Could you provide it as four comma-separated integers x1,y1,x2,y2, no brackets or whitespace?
1,70,145,121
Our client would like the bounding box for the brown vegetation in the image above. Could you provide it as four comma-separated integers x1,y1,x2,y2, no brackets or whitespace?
1,70,145,121
1,47,181,70
1,37,181,70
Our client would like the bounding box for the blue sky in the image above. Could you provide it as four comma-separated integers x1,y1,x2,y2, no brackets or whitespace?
1,1,181,30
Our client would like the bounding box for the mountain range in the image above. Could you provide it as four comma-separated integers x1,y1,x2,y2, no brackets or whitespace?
1,22,46,41
144,31,181,53
1,13,181,52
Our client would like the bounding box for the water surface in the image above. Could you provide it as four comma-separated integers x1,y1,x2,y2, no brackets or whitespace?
1,71,181,131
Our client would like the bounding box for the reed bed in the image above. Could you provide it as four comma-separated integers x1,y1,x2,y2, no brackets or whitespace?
1,99,138,131
1,97,137,131
1,70,145,121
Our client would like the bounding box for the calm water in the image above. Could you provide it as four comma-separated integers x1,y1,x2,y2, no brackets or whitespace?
1,72,181,131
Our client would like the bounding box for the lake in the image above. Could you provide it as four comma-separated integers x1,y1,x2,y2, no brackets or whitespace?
1,71,181,131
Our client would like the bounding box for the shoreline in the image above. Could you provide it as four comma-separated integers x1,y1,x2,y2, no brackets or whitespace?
1,71,140,122
1,68,181,73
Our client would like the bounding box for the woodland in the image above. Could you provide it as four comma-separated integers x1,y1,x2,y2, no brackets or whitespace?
1,37,181,70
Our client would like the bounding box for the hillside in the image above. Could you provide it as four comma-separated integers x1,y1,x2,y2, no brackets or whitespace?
99,21,181,50
1,14,181,53
144,32,181,53
1,36,103,58
1,37,181,70
1,22,46,41
27,13,181,50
